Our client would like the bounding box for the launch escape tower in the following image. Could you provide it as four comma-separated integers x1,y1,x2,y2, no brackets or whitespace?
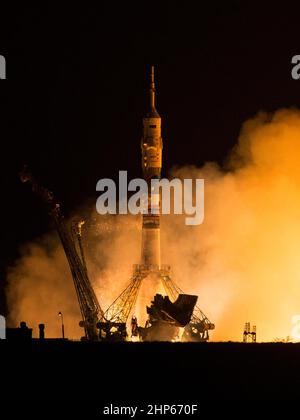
99,67,215,341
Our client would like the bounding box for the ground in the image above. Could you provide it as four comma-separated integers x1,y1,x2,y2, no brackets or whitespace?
1,340,299,407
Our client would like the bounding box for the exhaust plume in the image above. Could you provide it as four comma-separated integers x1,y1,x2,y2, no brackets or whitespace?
7,108,300,341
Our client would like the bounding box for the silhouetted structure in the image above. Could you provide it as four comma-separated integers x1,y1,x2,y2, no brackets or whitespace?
39,323,45,340
6,321,32,340
140,293,198,341
243,322,257,342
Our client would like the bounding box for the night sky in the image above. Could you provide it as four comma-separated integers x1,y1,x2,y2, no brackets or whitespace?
1,1,300,315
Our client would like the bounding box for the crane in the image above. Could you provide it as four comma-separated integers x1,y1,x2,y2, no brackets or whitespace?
19,166,104,341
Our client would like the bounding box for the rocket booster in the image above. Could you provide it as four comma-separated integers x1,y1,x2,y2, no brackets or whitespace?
140,66,163,268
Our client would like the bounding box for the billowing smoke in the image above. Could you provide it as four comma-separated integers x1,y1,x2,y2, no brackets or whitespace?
6,213,141,339
7,108,300,341
163,108,300,342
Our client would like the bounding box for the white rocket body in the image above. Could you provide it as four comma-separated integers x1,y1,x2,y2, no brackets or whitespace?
140,67,162,269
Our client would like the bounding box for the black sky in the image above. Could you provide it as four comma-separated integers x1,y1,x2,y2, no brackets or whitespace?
1,1,300,314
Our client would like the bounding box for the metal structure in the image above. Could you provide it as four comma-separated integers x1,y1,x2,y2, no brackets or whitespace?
102,66,215,342
243,322,257,343
97,267,144,340
103,264,214,341
161,268,215,341
139,293,197,341
20,166,104,341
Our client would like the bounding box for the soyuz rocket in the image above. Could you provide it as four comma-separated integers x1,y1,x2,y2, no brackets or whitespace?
140,66,162,269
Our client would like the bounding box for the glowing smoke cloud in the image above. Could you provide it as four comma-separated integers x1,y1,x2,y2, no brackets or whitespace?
7,109,300,341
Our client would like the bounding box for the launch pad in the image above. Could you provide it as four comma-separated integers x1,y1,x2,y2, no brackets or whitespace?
99,264,214,342
20,66,214,342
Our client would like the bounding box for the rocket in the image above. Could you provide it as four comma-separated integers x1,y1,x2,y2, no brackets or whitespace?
140,66,163,269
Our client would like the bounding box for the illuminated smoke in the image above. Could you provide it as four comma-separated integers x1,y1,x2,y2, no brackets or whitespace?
6,108,300,341
163,108,300,342
6,234,82,338
6,213,141,338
